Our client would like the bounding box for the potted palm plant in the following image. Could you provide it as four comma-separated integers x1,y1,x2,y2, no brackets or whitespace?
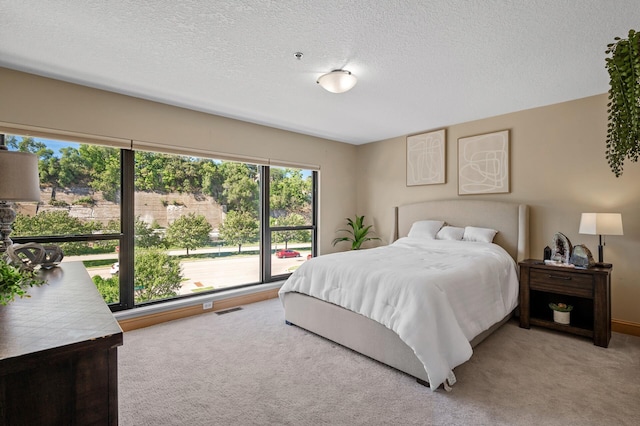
549,302,573,325
332,215,380,250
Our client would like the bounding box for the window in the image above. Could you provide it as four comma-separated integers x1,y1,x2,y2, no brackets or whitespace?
6,135,317,311
6,135,123,304
264,167,316,280
132,151,261,304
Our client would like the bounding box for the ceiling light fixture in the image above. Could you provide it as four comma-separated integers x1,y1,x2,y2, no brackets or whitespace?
317,70,357,93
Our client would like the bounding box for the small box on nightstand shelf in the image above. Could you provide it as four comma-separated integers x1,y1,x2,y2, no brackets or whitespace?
518,259,611,347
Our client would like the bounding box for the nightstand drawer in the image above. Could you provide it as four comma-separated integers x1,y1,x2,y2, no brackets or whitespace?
529,269,593,298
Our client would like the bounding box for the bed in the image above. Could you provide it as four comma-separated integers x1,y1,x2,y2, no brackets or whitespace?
279,199,529,390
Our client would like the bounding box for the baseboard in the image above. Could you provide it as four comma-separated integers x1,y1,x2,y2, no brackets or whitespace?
118,288,279,331
612,319,640,337
117,293,640,336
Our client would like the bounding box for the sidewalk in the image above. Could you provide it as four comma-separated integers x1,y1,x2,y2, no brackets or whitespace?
65,242,310,262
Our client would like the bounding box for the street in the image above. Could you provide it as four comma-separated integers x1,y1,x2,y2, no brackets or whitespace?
86,249,310,295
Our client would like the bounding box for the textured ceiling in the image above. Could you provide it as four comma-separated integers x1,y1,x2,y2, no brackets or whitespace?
1,1,639,145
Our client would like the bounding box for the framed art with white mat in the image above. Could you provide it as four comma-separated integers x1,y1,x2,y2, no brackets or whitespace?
458,130,510,195
406,129,446,186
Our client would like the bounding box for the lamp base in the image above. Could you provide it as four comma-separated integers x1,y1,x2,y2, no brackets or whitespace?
594,262,612,268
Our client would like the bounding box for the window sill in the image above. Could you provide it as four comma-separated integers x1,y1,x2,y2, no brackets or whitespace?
114,281,285,330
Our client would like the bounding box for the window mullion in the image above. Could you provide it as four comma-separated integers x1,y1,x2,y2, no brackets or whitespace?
260,165,271,282
117,149,135,311
312,170,318,258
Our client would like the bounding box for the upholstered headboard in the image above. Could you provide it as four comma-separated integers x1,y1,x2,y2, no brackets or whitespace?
394,200,529,262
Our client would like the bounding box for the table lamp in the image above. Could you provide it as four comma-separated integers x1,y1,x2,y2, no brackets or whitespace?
0,143,41,252
578,213,623,268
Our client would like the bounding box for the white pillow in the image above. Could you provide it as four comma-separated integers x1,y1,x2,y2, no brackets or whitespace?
435,226,465,241
408,220,445,240
463,226,498,243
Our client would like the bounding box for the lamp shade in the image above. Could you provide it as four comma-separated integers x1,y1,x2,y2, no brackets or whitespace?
0,150,41,202
317,70,357,93
578,213,623,236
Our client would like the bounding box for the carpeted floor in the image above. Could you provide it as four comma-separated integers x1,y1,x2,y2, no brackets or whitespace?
118,298,640,425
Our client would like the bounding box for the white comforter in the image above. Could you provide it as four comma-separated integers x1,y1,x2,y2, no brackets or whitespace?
278,237,519,390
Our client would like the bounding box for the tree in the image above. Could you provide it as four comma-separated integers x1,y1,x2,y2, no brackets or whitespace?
219,210,259,253
133,250,183,302
135,151,168,192
165,213,212,255
92,275,120,304
162,155,199,193
133,151,208,194
270,168,311,217
6,135,49,157
271,213,309,249
92,250,184,304
79,144,120,201
200,159,225,199
220,162,259,213
8,135,101,201
12,211,101,255
135,217,165,248
108,217,165,249
57,146,87,187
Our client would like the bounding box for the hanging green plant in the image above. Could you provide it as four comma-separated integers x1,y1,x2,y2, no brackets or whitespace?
605,29,640,177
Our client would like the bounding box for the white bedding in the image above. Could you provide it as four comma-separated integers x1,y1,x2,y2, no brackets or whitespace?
278,237,519,390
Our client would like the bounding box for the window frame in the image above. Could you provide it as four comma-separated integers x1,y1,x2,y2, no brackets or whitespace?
260,166,318,282
8,138,318,311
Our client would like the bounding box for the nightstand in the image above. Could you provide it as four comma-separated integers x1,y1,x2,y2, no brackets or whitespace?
519,259,611,347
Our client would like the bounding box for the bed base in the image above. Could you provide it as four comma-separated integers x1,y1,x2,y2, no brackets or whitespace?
282,199,528,388
283,292,512,387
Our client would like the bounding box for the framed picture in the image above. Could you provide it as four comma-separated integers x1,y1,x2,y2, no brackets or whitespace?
406,129,446,186
458,129,509,195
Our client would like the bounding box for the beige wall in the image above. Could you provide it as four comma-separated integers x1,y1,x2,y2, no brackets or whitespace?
356,94,640,324
0,67,357,255
3,67,638,324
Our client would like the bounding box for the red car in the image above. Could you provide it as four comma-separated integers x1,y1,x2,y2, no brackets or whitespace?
276,249,301,258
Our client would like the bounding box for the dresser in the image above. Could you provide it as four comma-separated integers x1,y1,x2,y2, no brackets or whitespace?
0,261,123,425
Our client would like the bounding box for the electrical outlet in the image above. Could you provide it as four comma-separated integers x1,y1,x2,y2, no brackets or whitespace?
203,301,213,310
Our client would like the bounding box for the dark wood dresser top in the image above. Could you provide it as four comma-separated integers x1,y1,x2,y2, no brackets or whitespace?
0,261,123,372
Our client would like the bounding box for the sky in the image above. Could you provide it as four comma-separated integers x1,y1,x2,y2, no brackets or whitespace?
13,136,313,176
37,138,79,156
6,136,79,157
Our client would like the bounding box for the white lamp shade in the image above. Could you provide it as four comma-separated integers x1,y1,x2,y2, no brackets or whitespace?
579,213,623,236
317,70,357,93
0,150,41,202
